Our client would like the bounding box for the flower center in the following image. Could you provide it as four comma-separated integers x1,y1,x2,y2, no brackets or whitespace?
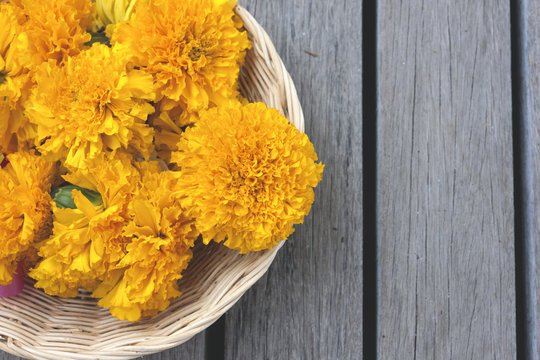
188,46,204,62
70,88,82,102
0,72,6,86
182,36,216,64
96,88,111,112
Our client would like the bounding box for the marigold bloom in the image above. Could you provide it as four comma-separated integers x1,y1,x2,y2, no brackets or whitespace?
92,0,139,31
26,44,155,169
110,0,250,112
171,102,324,253
16,0,94,68
0,151,56,285
151,97,248,165
30,155,140,297
95,163,197,321
0,2,34,152
149,100,185,165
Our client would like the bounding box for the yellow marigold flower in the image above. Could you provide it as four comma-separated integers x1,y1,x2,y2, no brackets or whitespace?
150,100,201,165
171,102,324,253
31,159,197,320
151,115,182,166
0,2,34,152
151,97,248,165
95,163,197,321
92,0,139,31
26,44,155,169
16,0,94,68
0,151,56,285
110,0,250,112
30,155,140,297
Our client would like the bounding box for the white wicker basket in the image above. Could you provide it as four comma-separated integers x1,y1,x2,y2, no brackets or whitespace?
0,6,304,360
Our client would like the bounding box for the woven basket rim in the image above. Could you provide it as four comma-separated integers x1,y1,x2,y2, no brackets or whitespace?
0,5,304,360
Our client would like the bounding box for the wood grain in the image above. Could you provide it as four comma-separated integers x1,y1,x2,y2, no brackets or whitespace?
0,352,22,360
527,1,540,358
224,1,363,359
377,1,516,359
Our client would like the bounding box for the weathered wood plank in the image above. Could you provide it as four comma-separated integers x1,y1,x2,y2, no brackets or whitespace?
526,0,540,358
377,1,516,359
224,1,363,359
0,352,22,360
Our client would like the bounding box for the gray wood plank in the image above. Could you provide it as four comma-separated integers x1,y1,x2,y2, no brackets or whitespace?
0,332,205,360
527,0,540,358
377,1,516,359
224,1,363,360
0,352,22,360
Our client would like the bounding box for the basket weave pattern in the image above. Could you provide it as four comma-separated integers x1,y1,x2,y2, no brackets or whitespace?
0,6,304,360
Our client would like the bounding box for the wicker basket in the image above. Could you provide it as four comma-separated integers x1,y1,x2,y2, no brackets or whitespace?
0,6,304,360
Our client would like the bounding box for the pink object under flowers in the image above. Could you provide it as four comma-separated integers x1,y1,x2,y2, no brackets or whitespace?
0,262,24,298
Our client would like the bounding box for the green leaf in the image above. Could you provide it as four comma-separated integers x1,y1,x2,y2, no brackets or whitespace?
51,185,103,209
85,31,111,47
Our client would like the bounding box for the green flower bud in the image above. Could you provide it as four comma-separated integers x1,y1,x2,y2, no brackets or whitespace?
51,185,103,209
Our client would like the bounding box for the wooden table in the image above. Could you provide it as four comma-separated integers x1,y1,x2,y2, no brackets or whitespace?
4,0,540,358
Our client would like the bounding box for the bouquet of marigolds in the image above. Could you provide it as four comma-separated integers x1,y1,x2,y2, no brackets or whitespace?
0,0,323,321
